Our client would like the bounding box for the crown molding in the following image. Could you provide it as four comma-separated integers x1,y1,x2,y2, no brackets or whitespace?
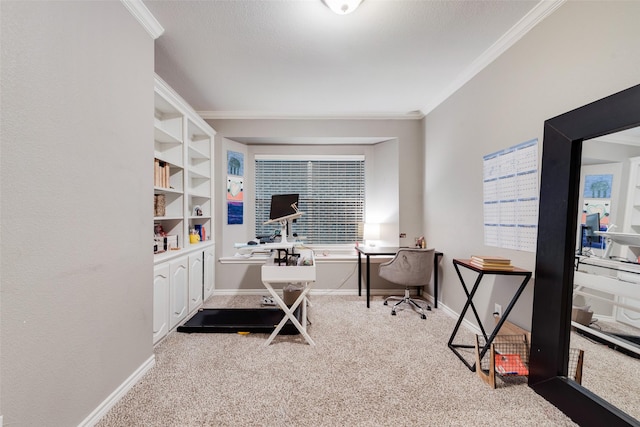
121,0,164,39
422,0,565,115
198,110,425,121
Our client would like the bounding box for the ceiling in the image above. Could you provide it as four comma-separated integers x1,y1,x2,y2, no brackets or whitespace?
144,0,560,120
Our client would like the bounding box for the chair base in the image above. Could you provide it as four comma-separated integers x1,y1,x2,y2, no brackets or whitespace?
384,289,431,319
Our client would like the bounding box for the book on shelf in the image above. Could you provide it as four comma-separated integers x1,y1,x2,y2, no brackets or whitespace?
154,159,171,188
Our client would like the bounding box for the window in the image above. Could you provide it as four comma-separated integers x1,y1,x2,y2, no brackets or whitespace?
255,156,365,244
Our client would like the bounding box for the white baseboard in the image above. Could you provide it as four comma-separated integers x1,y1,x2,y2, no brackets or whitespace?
80,355,155,427
210,288,432,297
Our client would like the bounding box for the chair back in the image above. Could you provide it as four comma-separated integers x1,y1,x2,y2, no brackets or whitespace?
378,248,435,287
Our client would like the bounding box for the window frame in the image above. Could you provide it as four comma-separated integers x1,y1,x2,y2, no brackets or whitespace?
254,154,366,245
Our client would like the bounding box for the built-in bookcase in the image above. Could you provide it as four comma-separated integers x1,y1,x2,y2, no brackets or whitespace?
153,75,216,345
154,75,215,260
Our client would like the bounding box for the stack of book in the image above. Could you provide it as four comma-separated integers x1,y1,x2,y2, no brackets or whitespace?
154,159,171,188
470,255,514,270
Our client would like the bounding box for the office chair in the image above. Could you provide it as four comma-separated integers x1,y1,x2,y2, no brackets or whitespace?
379,248,435,319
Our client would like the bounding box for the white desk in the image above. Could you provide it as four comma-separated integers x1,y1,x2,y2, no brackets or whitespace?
574,255,640,356
261,249,316,346
575,256,640,300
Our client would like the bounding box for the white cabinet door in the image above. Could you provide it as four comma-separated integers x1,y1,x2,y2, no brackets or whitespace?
169,256,189,330
153,263,170,345
188,252,203,313
203,245,215,301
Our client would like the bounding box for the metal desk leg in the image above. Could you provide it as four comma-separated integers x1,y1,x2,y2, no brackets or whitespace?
358,251,362,296
476,275,531,364
366,254,371,308
447,265,489,371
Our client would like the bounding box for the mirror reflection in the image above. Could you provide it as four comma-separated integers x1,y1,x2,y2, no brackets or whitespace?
573,126,640,419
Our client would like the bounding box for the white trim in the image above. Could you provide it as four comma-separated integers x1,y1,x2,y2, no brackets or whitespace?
79,355,155,427
255,154,365,161
198,111,424,120
120,0,164,39
422,0,565,115
210,288,398,296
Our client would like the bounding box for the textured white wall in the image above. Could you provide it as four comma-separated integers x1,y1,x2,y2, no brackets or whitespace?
1,2,154,425
424,1,640,329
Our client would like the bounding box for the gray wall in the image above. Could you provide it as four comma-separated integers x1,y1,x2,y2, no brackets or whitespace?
209,119,424,292
1,2,154,425
424,1,640,329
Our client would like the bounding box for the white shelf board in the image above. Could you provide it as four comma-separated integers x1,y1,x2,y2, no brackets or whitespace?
154,186,182,194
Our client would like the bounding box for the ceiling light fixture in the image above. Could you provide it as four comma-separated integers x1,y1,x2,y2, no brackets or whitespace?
323,0,363,15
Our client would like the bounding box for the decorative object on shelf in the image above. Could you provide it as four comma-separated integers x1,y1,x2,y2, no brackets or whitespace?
189,229,200,244
154,194,166,217
193,205,202,216
194,224,206,242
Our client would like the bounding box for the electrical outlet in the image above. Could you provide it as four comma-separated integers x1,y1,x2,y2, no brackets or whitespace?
494,303,502,317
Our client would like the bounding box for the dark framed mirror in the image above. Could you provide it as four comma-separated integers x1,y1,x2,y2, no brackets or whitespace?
529,84,640,426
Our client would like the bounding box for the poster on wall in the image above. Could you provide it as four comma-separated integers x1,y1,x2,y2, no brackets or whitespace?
483,139,539,252
582,198,611,226
227,151,244,225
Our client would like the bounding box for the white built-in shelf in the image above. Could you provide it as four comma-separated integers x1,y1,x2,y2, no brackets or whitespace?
154,215,183,221
153,74,215,257
154,127,181,145
154,186,182,194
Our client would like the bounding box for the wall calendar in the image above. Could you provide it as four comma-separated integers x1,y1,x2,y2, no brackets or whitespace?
483,139,539,252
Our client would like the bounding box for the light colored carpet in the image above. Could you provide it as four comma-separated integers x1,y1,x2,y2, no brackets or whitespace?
570,326,640,419
98,295,591,426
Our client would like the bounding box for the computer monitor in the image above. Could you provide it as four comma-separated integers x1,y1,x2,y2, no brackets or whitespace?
269,194,299,222
585,212,601,245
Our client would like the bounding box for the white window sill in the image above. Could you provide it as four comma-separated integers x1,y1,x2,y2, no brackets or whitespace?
219,244,360,264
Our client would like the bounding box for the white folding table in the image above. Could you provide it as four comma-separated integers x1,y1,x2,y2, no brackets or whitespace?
261,248,316,346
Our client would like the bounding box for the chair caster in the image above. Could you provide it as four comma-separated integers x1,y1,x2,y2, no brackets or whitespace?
391,310,397,316
421,314,427,319
427,306,432,311
383,301,388,305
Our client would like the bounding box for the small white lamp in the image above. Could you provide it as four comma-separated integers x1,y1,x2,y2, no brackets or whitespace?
323,0,363,15
363,223,380,247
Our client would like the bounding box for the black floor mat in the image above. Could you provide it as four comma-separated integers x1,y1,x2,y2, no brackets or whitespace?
576,329,640,359
177,307,302,335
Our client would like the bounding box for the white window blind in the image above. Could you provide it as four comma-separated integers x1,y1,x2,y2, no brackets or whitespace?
255,157,365,244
